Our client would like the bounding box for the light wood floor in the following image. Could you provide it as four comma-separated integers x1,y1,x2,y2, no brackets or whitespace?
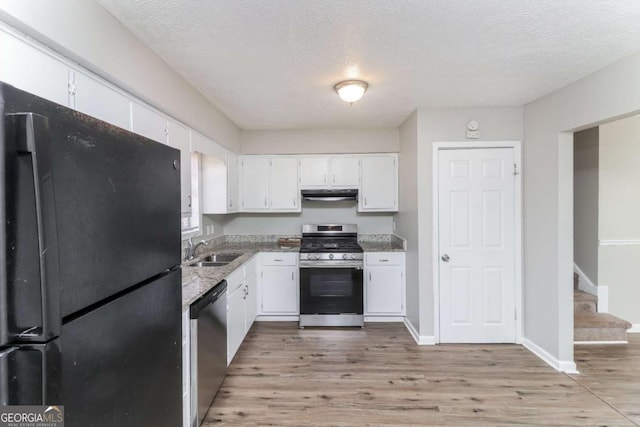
205,323,640,426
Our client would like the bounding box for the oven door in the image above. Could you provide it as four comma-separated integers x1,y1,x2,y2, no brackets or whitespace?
299,265,363,315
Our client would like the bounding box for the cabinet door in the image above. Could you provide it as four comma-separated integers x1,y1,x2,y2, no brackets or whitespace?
201,153,227,214
365,266,403,315
270,157,300,211
360,154,398,211
330,157,360,187
227,286,246,365
245,272,258,331
240,156,270,210
227,152,239,212
261,267,298,314
73,71,131,130
166,120,192,214
299,157,329,188
131,102,167,143
0,31,69,107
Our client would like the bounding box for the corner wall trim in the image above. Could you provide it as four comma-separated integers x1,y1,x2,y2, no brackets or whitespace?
523,338,579,374
573,263,597,296
403,318,435,345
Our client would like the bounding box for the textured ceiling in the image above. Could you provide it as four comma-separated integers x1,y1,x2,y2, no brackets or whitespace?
95,0,640,130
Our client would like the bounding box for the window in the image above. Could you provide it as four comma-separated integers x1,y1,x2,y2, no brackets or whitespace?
181,152,201,236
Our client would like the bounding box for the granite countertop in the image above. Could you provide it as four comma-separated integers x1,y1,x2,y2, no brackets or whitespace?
181,242,298,309
359,241,405,252
181,235,406,309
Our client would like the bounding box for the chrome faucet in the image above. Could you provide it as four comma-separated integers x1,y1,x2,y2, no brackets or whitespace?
185,237,209,261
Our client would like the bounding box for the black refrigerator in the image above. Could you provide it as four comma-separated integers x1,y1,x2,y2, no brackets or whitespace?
0,82,183,426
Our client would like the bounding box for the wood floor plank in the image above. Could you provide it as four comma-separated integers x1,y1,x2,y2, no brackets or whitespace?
203,322,638,426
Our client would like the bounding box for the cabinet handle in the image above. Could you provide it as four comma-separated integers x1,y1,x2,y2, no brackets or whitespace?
323,174,327,184
291,271,294,281
293,197,296,207
369,272,372,281
264,197,267,206
379,259,389,262
332,174,336,184
364,196,367,206
188,195,192,208
274,259,283,262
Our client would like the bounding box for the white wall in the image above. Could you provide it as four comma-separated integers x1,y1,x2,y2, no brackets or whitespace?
415,107,524,337
240,128,399,154
573,127,599,283
523,52,640,370
219,201,394,235
598,114,640,324
0,0,240,151
396,111,420,329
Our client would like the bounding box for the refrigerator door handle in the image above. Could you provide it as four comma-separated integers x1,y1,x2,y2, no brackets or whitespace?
2,113,60,344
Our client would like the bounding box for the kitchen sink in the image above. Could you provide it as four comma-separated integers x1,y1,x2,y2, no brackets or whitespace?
188,253,243,268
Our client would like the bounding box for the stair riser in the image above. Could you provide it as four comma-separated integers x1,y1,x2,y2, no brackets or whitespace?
574,328,628,342
574,301,596,313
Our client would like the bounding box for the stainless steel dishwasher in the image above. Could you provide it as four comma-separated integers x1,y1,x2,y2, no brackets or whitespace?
190,280,227,426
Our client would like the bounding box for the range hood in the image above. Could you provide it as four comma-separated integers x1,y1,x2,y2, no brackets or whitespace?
301,189,358,202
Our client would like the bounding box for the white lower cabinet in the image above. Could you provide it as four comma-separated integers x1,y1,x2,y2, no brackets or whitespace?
227,282,246,364
226,256,258,365
364,252,405,316
259,253,299,315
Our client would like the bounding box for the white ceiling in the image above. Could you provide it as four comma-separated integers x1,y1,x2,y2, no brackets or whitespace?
96,0,640,130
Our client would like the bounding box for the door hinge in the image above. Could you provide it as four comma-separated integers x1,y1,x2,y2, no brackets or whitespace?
513,163,520,176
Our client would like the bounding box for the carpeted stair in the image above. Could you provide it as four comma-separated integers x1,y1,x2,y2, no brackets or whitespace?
574,276,632,343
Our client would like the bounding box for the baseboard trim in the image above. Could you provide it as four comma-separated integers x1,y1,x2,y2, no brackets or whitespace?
628,324,640,333
573,263,598,296
523,338,579,374
403,318,435,345
574,340,628,345
256,315,299,322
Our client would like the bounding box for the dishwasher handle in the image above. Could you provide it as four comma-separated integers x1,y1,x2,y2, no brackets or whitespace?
190,280,227,319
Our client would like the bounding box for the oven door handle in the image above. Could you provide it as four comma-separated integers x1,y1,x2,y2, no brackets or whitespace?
299,263,363,269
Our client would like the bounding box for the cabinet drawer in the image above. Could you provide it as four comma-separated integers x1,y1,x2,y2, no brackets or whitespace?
261,252,297,266
365,252,404,266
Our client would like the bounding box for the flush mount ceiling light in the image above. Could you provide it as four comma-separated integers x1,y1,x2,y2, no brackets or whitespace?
334,80,368,104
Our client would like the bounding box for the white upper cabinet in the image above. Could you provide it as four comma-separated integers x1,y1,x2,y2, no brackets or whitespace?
239,156,300,213
226,152,239,212
359,154,398,212
166,119,192,214
330,157,360,187
299,157,330,187
72,71,130,129
130,102,167,143
240,156,270,211
298,156,360,188
202,149,239,214
0,31,69,107
270,157,300,211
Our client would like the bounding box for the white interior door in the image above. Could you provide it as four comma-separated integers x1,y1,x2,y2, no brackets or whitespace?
438,148,516,343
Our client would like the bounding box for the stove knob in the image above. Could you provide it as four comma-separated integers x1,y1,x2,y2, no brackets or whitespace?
329,254,334,260
342,254,348,260
351,254,357,260
308,254,313,260
314,254,320,260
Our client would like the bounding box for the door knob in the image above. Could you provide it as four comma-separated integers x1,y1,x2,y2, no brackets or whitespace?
441,254,450,262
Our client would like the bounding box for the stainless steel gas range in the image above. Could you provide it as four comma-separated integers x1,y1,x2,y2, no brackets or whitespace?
299,224,364,328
